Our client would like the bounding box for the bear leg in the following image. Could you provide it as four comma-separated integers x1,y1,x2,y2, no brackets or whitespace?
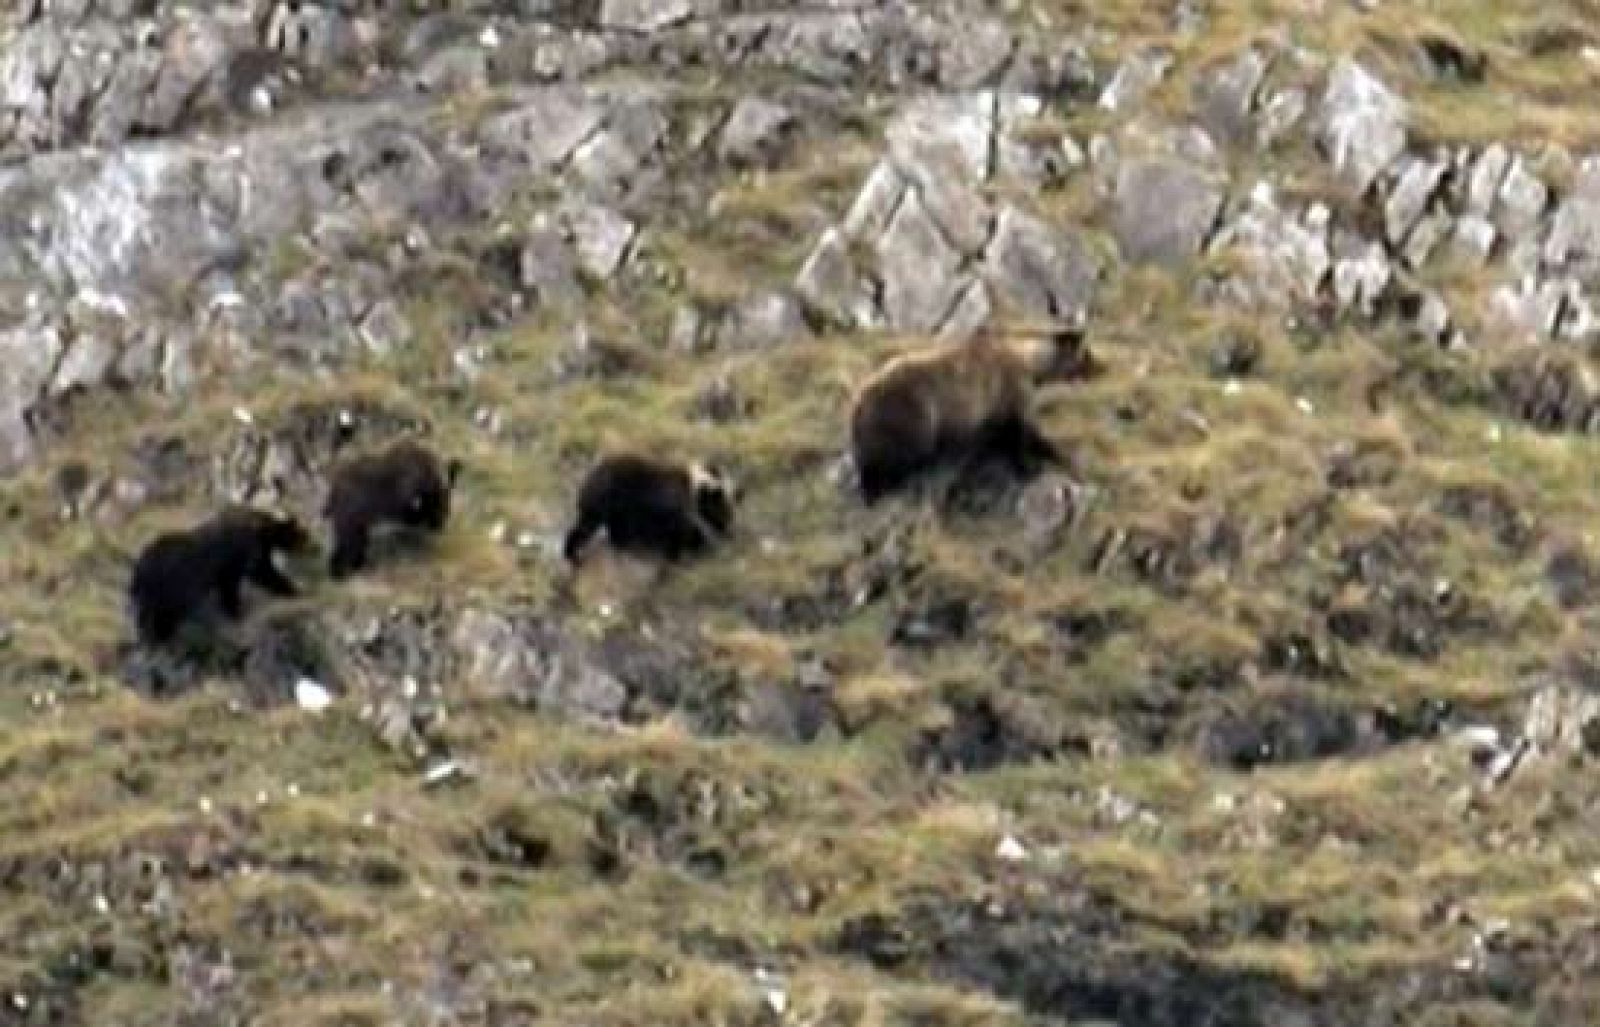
216,572,245,619
858,459,919,505
329,517,370,579
249,549,299,597
135,601,180,646
563,511,602,564
992,416,1060,476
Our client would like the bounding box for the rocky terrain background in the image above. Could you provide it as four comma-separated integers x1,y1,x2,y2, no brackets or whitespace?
6,0,1600,1023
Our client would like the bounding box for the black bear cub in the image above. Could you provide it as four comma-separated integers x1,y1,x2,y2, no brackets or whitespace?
129,506,311,645
324,438,461,578
564,453,737,565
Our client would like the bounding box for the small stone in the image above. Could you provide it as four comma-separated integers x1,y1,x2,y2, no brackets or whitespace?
718,97,796,168
1495,156,1548,240
1098,48,1172,111
295,677,333,713
996,834,1028,862
1451,214,1497,263
423,760,464,787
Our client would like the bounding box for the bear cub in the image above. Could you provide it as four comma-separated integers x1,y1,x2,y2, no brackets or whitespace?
564,453,737,565
324,438,461,578
129,505,311,645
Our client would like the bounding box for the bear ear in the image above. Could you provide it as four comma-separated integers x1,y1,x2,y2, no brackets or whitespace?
445,458,464,489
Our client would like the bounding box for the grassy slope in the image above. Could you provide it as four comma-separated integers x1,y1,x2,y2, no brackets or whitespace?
5,2,1600,1024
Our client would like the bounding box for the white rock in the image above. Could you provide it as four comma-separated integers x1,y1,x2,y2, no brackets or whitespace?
295,677,333,712
996,834,1028,862
423,760,463,786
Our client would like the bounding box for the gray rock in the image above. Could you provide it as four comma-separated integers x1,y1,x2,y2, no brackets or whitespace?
1489,275,1568,337
357,298,411,356
90,50,161,147
264,3,358,68
841,161,906,241
718,96,796,169
721,290,811,349
997,102,1080,189
1559,287,1598,341
1003,40,1097,101
1194,48,1267,148
1450,214,1497,263
1406,290,1452,343
1466,143,1510,215
451,609,628,723
1522,684,1600,759
876,189,965,332
1332,238,1392,317
564,203,635,280
1256,86,1307,150
481,89,605,174
1543,157,1600,283
1315,59,1407,192
737,680,835,744
939,279,992,342
670,304,710,353
145,18,229,134
521,216,586,312
1402,211,1453,269
795,226,879,328
885,91,994,185
935,16,1014,89
599,0,695,33
1209,185,1331,307
1494,155,1548,240
1098,48,1172,112
567,100,668,202
1114,158,1223,265
983,206,1097,321
0,320,64,471
912,172,992,256
1504,238,1543,282
1385,154,1448,245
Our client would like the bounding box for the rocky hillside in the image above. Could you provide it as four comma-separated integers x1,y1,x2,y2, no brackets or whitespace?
7,0,1600,1023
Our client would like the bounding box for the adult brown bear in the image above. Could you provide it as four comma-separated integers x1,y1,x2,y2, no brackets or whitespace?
849,323,1101,503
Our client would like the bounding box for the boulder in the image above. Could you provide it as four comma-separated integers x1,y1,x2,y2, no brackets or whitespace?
1194,48,1267,148
1315,59,1407,193
718,96,798,169
983,207,1098,321
876,190,966,332
1114,158,1223,265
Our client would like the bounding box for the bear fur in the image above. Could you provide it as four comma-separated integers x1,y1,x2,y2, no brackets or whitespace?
323,439,461,578
848,324,1101,503
129,505,311,646
564,454,737,564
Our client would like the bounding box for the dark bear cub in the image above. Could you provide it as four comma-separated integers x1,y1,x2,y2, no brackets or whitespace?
129,506,311,645
324,438,461,578
564,454,737,565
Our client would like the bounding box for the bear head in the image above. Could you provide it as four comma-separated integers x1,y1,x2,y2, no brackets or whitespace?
689,462,736,536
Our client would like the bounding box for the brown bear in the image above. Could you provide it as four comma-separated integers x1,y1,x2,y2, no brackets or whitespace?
129,505,311,645
323,439,461,577
563,453,737,565
848,323,1101,503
